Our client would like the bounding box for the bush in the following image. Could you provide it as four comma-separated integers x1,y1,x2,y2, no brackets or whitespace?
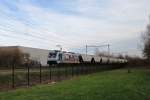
0,47,24,67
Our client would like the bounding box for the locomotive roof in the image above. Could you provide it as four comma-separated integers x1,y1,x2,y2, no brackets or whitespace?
49,50,76,54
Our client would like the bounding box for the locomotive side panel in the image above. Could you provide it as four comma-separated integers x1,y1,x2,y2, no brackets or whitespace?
63,53,79,63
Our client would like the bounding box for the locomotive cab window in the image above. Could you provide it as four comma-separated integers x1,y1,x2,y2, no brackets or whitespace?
49,53,57,58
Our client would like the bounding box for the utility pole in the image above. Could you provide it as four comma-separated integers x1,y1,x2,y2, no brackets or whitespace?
108,44,110,58
86,45,87,56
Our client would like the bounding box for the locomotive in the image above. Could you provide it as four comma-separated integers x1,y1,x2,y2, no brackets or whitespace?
47,50,127,65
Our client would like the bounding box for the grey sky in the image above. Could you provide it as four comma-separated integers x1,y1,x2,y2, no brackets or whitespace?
0,0,150,56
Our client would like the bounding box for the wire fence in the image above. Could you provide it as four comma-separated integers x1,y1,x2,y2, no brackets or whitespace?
0,63,127,91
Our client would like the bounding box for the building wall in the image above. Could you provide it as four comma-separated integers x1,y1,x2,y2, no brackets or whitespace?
18,46,49,66
0,46,50,66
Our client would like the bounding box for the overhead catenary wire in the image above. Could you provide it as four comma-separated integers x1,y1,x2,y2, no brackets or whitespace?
0,10,79,46
0,8,108,50
0,24,83,49
0,9,104,49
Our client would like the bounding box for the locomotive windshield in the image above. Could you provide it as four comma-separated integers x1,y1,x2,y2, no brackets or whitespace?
48,52,57,58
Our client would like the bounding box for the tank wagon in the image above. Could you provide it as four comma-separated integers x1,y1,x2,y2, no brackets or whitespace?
47,50,127,65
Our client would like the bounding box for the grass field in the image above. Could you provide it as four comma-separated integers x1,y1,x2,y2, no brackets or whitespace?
0,68,150,100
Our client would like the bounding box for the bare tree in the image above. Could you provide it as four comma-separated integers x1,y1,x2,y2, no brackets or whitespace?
143,16,150,60
0,47,26,67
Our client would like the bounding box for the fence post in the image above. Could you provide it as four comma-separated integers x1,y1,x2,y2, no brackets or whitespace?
57,65,60,81
12,64,15,88
82,64,85,75
27,63,30,87
74,65,77,76
65,64,68,78
39,64,42,83
85,63,87,74
78,64,81,75
76,65,79,76
81,64,84,75
77,65,80,76
71,65,74,77
87,64,89,74
49,65,51,81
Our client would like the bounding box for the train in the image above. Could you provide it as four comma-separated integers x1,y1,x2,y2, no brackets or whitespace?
47,50,127,65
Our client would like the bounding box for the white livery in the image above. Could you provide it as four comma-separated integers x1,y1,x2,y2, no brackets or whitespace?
47,50,127,65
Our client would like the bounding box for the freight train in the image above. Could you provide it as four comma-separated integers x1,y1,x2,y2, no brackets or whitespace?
47,50,127,65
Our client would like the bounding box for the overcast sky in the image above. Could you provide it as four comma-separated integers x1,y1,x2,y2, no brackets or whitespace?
0,0,150,56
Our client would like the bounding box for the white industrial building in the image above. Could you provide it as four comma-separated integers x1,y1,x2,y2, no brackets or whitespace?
0,46,50,66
